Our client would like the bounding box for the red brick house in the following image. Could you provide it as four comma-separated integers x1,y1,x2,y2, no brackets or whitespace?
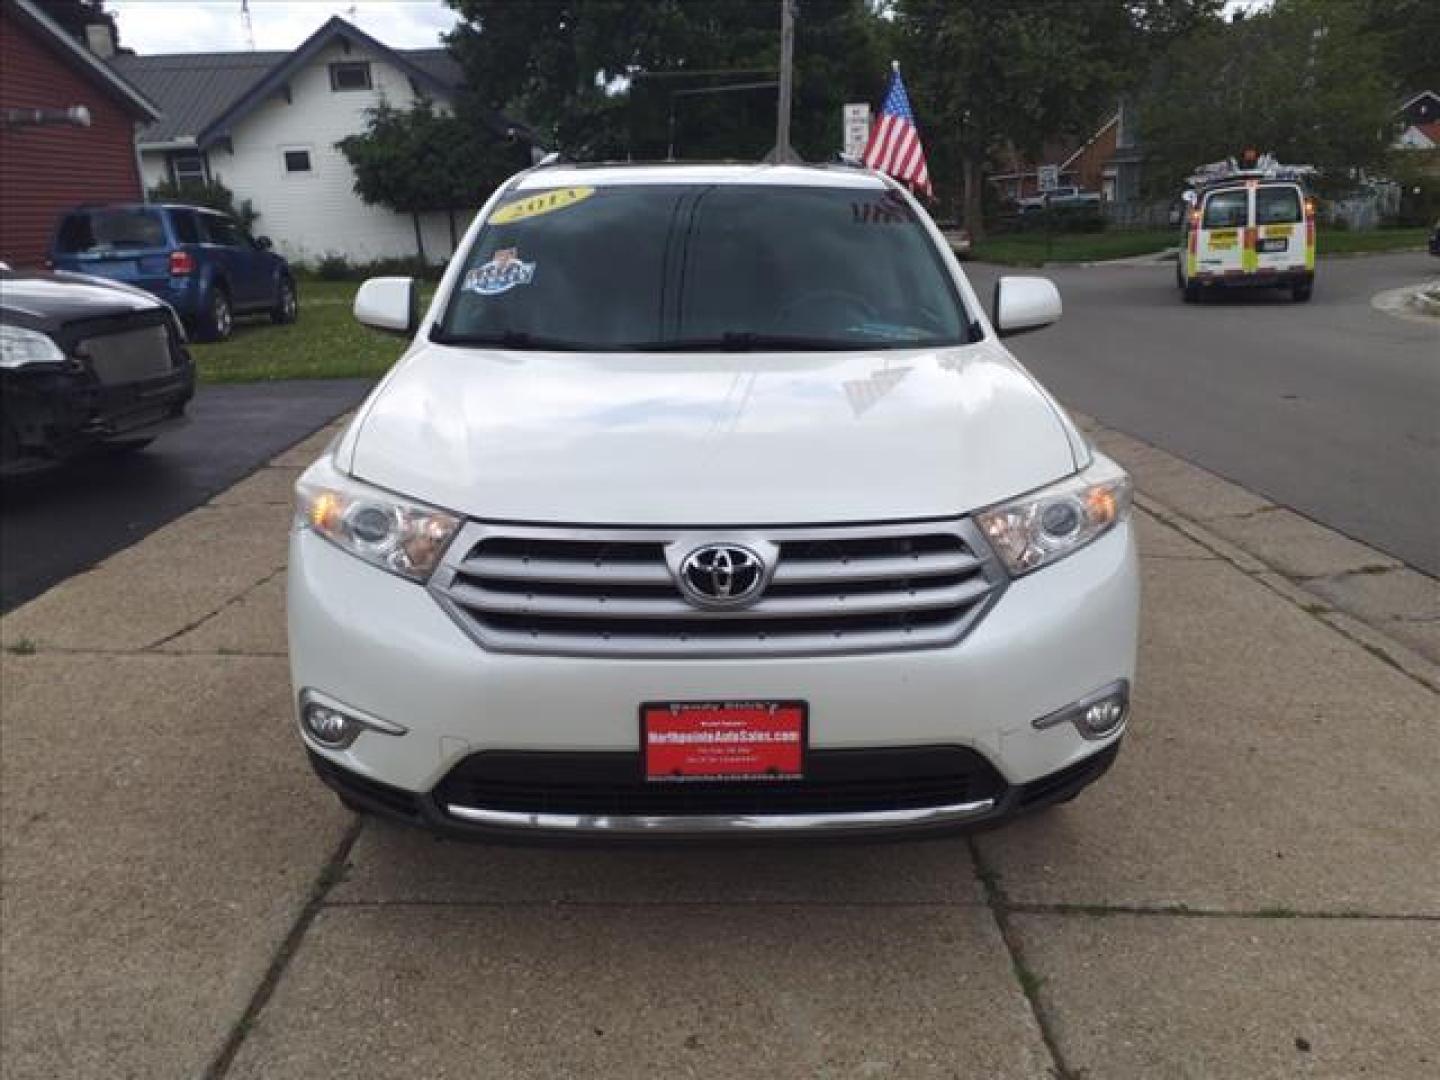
0,0,159,268
991,114,1120,203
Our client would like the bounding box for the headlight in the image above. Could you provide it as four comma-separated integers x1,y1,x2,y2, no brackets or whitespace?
296,457,460,582
976,456,1132,576
0,325,67,369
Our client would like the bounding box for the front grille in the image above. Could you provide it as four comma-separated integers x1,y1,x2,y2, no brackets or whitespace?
435,747,1008,818
78,323,174,385
429,519,1006,658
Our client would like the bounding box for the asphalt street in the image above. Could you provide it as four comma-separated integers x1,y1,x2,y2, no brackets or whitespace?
0,378,373,612
967,251,1440,575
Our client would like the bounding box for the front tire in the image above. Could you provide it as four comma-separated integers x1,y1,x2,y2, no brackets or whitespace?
198,287,233,342
271,276,298,324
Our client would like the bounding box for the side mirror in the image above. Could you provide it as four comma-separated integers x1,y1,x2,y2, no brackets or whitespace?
354,276,417,335
992,276,1062,337
255,236,273,250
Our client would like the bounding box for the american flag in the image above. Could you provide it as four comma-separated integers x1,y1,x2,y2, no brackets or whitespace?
863,64,933,198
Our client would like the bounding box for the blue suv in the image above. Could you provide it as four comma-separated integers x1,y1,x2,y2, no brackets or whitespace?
51,204,297,341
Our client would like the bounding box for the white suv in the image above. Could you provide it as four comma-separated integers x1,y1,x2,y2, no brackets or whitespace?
288,163,1139,840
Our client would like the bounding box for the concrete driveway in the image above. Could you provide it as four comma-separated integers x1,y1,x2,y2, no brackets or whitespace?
2,413,1437,1076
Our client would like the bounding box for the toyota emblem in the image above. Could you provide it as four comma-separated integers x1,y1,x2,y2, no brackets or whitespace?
677,544,767,609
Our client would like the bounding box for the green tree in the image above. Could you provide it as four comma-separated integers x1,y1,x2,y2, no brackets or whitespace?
891,0,1219,233
1139,0,1396,194
336,98,527,261
445,0,885,162
1352,0,1440,99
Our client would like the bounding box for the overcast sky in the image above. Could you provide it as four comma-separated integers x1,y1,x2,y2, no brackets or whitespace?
108,1,459,54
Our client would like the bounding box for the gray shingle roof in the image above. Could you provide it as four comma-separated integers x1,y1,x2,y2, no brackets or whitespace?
111,51,285,145
111,42,465,148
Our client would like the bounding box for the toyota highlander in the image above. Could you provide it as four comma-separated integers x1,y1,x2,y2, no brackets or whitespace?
288,162,1139,840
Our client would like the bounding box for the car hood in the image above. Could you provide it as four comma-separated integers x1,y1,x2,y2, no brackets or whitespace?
0,272,164,330
345,341,1080,525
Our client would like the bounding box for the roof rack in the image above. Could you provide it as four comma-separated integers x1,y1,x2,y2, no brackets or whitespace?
1186,153,1316,189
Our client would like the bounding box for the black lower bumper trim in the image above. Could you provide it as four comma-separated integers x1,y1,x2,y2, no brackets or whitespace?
308,739,1123,844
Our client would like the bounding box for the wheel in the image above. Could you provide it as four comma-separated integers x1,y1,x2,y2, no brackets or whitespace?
198,286,233,341
271,276,298,324
1182,281,1201,303
1291,282,1312,303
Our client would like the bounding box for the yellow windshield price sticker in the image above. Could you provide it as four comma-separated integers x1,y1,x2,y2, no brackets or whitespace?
489,187,595,225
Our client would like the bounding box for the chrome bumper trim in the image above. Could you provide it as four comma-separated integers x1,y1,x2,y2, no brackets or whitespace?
443,797,997,835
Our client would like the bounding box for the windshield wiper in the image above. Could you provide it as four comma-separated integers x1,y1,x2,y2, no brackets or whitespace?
429,328,600,351
623,332,864,352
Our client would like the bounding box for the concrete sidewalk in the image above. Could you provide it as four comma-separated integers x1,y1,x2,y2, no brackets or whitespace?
2,419,1436,1080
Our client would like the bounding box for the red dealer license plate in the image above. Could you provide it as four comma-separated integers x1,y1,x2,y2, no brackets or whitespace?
642,701,806,782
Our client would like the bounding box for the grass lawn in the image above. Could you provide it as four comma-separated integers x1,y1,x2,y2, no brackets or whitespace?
189,280,433,384
963,230,1177,266
1316,227,1430,256
963,225,1430,267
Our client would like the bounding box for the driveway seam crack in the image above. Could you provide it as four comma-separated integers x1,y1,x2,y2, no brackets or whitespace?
318,898,990,909
967,836,1076,1080
142,566,286,652
202,817,365,1080
1005,902,1440,923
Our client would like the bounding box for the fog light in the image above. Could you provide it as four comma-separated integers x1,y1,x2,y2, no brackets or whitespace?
1034,680,1130,741
298,689,408,750
1079,697,1127,737
303,703,358,748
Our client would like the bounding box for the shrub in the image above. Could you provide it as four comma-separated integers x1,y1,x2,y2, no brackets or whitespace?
292,253,447,282
146,177,259,231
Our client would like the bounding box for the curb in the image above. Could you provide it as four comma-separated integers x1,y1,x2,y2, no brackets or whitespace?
1136,494,1439,695
1371,279,1440,325
1076,415,1440,694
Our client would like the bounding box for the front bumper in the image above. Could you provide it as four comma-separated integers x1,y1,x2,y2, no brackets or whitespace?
310,740,1122,842
289,517,1139,839
1,360,194,476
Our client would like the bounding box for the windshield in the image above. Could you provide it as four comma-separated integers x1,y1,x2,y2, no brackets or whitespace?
56,209,167,253
435,183,973,351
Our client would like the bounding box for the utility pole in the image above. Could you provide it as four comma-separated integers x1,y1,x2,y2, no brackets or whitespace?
769,0,800,163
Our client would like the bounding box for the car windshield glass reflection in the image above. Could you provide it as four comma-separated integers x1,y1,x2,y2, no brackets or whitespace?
435,184,973,351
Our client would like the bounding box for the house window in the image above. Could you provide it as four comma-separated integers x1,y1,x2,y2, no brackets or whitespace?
169,151,207,186
283,148,313,175
329,61,372,92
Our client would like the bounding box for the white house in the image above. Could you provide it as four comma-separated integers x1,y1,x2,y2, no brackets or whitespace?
110,17,519,265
